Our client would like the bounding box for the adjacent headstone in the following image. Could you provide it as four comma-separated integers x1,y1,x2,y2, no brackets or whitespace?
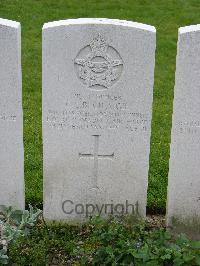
167,25,200,239
0,18,24,209
43,18,156,221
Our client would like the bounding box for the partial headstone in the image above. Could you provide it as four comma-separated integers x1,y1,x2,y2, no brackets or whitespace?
167,25,200,239
0,18,24,209
43,18,156,221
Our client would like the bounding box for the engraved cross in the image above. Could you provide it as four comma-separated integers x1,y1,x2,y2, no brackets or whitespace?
79,135,114,189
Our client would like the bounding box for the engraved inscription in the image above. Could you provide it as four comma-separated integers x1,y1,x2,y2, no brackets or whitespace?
0,113,17,122
177,120,200,134
46,93,150,133
79,135,114,189
74,34,123,90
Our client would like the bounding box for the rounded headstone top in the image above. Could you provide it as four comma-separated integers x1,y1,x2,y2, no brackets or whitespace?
0,18,20,28
179,24,200,35
43,18,156,33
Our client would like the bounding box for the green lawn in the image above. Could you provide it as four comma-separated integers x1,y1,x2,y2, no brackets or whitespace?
0,0,200,212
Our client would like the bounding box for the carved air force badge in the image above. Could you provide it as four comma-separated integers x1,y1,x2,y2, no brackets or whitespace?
74,34,123,90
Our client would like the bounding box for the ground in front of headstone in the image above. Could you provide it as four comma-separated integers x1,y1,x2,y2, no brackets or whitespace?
7,214,200,266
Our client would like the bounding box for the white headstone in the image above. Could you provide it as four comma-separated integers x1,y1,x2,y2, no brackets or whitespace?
167,25,200,239
0,18,24,209
43,18,156,221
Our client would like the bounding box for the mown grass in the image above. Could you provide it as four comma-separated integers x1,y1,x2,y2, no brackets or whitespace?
0,0,200,211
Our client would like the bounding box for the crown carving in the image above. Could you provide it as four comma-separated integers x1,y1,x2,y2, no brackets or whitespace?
90,34,108,56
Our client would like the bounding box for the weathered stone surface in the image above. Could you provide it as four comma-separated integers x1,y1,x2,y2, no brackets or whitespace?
43,18,156,221
167,25,200,239
0,18,24,209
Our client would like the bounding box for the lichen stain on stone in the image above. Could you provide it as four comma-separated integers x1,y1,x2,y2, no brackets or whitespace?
169,215,200,240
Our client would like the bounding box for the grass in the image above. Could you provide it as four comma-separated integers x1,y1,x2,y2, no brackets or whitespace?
0,0,200,211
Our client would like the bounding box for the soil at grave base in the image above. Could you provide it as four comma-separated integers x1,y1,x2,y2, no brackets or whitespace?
146,214,166,229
